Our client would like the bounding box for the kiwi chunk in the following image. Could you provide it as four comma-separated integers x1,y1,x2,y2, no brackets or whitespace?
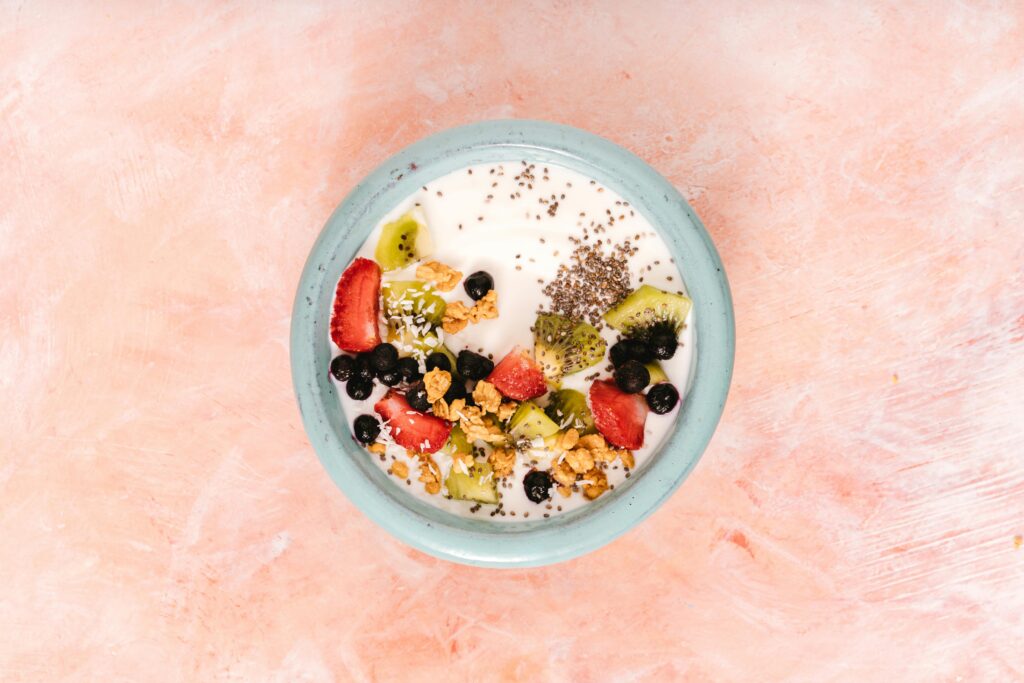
508,401,560,439
603,285,692,337
533,313,606,382
374,209,434,271
386,326,444,359
445,461,499,504
382,281,446,327
446,424,472,455
645,362,668,385
545,389,596,434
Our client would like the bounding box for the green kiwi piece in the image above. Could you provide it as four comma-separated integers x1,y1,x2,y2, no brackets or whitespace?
382,281,446,327
603,285,692,337
374,209,434,271
508,401,561,439
445,461,499,504
544,389,596,434
533,313,606,382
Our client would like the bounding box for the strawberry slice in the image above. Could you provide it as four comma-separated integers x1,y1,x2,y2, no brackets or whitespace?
374,390,451,454
589,379,648,449
486,346,548,401
330,257,382,352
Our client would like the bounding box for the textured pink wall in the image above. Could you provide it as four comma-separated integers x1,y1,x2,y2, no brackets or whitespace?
2,2,1023,681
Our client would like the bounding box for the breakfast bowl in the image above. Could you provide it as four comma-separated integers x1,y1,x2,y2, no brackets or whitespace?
291,120,734,567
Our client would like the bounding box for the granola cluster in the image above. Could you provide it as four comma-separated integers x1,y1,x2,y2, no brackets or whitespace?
415,260,462,292
418,454,442,495
442,290,499,334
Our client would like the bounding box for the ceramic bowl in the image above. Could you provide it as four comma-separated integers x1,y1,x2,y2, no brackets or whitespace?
291,120,734,567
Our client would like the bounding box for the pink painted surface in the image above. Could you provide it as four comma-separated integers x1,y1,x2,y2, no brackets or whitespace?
2,2,1023,681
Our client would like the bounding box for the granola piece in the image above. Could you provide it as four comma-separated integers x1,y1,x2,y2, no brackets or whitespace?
432,397,465,421
564,447,595,474
463,417,506,444
488,447,515,478
496,401,518,422
582,468,609,500
391,461,409,478
555,428,580,451
442,301,471,334
550,458,577,487
618,450,635,469
424,368,452,403
418,454,442,495
577,434,607,451
557,485,573,498
415,260,463,292
367,442,387,455
469,289,498,322
472,380,502,414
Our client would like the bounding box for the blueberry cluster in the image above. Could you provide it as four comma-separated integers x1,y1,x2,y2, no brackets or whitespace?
330,342,422,400
608,336,680,414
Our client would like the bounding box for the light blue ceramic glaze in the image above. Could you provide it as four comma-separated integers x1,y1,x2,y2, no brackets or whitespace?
290,120,734,567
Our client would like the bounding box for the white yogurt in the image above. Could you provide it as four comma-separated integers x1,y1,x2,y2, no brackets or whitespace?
331,161,693,521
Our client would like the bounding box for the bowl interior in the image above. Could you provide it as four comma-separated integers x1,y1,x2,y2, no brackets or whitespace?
291,120,734,567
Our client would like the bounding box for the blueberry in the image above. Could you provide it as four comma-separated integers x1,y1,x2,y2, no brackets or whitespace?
456,350,494,380
624,338,654,363
523,470,553,503
444,380,467,404
353,354,375,380
353,414,381,445
369,343,398,374
396,357,422,383
378,369,403,387
425,352,452,373
346,376,374,400
330,355,355,381
614,360,650,394
406,382,431,412
463,271,494,301
646,383,679,414
649,330,677,360
609,338,652,367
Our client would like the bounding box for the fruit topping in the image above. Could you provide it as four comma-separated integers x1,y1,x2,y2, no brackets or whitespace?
373,390,452,454
374,209,433,271
487,347,548,401
644,361,668,385
378,369,403,387
382,281,446,327
330,257,382,352
649,328,678,360
443,380,468,404
609,337,654,367
396,357,422,383
425,351,452,373
523,469,553,503
330,355,355,382
445,461,499,504
646,383,680,415
456,350,494,380
589,379,648,449
405,381,431,412
614,360,650,394
445,424,472,455
353,414,381,445
603,284,691,340
353,353,375,380
508,401,560,439
545,389,596,434
369,342,399,374
346,377,373,401
463,270,494,300
532,313,605,382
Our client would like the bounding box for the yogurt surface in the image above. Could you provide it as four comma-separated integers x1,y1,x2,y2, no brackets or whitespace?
330,161,693,521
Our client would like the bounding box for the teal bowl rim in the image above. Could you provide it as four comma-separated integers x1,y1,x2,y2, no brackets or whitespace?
290,120,734,568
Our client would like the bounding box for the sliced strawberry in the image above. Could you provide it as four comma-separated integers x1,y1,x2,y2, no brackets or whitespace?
486,346,548,401
374,390,451,454
330,257,382,352
589,379,648,449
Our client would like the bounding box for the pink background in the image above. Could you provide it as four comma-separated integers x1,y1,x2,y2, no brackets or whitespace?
2,2,1023,681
